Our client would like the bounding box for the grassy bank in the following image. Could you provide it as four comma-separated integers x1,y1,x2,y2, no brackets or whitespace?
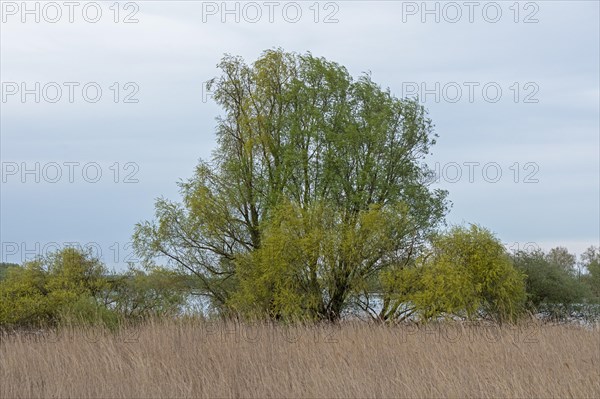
1,320,599,398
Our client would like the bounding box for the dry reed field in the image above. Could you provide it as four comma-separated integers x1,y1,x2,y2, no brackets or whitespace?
1,320,599,398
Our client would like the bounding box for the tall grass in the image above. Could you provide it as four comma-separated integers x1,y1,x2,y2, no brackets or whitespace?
1,319,599,398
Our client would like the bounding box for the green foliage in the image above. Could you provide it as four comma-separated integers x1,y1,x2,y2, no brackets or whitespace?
45,248,110,313
0,260,52,326
106,266,187,320
545,246,577,275
0,263,19,281
58,295,121,330
230,201,413,321
0,248,108,328
0,248,188,328
134,49,448,320
580,246,600,300
382,225,526,323
513,249,590,309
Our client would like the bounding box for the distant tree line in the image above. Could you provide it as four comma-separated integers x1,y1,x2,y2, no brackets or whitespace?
512,246,599,320
0,249,188,329
1,241,598,329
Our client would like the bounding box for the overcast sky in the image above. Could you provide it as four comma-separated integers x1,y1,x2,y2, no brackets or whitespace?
1,0,598,270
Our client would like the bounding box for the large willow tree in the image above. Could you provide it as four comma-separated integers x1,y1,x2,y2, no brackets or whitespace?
133,49,448,321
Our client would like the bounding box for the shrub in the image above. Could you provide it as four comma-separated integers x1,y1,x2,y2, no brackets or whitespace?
513,249,590,309
0,248,109,328
382,225,526,323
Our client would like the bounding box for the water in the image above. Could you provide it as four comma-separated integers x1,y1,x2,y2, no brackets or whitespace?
181,294,600,327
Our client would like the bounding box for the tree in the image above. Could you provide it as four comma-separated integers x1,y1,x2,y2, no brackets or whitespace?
381,225,526,323
513,249,589,310
0,262,19,281
133,49,448,321
0,247,109,327
45,247,108,303
0,259,51,326
230,201,414,321
546,246,576,275
580,245,600,300
105,266,187,320
0,248,189,328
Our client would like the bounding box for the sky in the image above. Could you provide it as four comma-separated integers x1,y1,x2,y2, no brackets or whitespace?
1,0,599,270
